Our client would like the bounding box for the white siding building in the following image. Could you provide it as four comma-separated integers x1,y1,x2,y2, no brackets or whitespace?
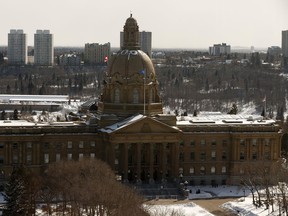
8,29,27,65
34,30,54,66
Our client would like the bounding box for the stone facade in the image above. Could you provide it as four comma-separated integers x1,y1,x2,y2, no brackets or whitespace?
0,15,282,186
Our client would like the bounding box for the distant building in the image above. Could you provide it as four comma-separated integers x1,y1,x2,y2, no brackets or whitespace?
267,46,281,56
209,43,231,56
59,53,81,66
282,30,288,57
120,31,152,57
84,43,110,65
8,29,27,65
34,30,54,66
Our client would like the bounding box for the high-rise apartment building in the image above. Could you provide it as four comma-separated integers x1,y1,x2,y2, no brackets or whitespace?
84,43,110,65
282,30,288,57
209,43,231,56
8,29,27,65
34,30,54,66
120,31,152,57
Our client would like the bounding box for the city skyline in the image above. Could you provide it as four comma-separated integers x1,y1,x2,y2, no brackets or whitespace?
1,0,287,49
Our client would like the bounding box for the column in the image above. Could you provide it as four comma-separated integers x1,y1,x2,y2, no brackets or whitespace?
171,142,179,180
136,143,141,184
160,143,167,182
149,143,154,184
109,143,115,170
122,143,129,182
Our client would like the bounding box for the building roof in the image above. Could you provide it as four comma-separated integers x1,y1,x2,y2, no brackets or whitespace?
176,112,276,126
0,94,69,103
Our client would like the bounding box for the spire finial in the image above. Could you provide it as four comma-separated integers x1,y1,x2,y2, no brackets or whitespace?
130,11,132,17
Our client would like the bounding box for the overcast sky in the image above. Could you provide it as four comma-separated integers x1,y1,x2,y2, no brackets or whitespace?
1,0,287,49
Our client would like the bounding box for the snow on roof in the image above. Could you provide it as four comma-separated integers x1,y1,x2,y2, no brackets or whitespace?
0,94,69,103
0,120,48,127
100,114,145,133
177,112,276,126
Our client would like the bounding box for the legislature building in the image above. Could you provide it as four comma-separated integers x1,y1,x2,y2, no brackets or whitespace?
0,15,282,186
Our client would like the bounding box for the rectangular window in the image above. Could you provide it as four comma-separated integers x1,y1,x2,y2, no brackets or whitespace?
56,153,61,162
13,154,18,163
79,141,84,149
252,152,257,160
90,141,96,147
0,143,4,148
56,143,62,150
189,167,194,174
240,152,245,160
44,142,49,149
222,151,227,160
27,153,32,164
44,153,49,164
190,140,195,147
13,143,18,149
222,166,226,173
211,151,216,160
67,153,72,160
179,152,184,161
26,142,32,149
190,152,195,160
0,156,3,164
79,153,84,160
67,141,73,149
90,153,95,158
200,152,206,161
222,140,228,147
252,139,257,147
200,139,206,146
211,140,217,148
240,139,245,146
264,139,270,147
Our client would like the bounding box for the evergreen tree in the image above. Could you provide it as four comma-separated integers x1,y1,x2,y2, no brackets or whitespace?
2,166,28,216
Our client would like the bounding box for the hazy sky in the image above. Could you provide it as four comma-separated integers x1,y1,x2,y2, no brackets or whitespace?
1,0,287,49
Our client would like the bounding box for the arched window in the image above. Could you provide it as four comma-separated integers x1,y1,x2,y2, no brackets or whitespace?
114,88,120,103
132,88,139,104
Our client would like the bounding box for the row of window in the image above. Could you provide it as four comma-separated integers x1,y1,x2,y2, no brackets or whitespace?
1,152,97,164
186,138,272,148
180,151,227,161
179,166,227,175
4,141,97,150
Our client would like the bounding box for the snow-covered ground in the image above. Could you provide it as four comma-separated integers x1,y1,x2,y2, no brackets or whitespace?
148,185,283,216
0,180,283,215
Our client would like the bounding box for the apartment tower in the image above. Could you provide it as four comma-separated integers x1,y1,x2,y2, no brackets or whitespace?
8,29,27,65
282,30,288,57
84,43,110,65
34,30,54,66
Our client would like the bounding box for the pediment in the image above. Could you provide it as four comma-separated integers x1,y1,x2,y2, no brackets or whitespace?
102,115,181,135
